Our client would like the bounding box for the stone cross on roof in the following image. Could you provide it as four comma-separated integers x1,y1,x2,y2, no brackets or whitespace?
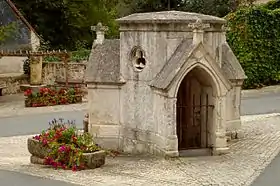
188,19,210,44
188,19,210,31
91,22,108,44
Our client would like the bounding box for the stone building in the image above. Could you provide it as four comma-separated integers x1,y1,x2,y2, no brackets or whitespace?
85,11,246,157
0,0,40,74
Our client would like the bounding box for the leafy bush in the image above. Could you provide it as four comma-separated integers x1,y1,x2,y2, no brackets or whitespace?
226,3,280,88
23,58,30,76
33,119,101,171
43,49,90,63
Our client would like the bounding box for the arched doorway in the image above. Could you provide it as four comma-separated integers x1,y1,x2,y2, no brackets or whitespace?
176,67,215,155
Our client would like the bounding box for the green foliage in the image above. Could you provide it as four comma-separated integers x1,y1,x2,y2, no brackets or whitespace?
23,58,30,75
0,22,17,43
182,0,239,17
71,49,91,62
13,0,119,50
43,49,90,62
226,3,280,88
124,0,240,17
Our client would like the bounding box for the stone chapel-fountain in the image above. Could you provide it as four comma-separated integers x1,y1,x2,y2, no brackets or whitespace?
85,11,246,157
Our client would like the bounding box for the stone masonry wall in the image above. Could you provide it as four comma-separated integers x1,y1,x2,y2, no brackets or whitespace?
0,73,29,95
42,62,87,85
0,62,87,95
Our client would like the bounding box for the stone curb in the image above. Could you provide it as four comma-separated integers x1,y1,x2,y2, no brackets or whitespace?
242,85,280,97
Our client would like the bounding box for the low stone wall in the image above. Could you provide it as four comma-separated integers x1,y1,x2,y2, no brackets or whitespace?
0,62,86,95
42,62,86,85
0,73,29,95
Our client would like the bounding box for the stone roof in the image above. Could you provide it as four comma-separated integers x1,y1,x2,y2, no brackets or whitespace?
150,40,233,90
149,39,194,89
117,11,226,24
221,43,247,80
85,39,124,84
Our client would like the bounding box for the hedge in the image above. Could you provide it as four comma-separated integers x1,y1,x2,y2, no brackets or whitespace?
44,49,91,63
226,1,280,89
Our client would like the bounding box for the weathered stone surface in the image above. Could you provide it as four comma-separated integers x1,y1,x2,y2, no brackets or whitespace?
84,150,106,169
30,56,43,85
117,10,226,24
42,62,86,86
30,155,45,165
27,138,49,158
221,42,247,80
30,151,106,169
85,39,124,84
0,73,29,95
87,11,246,157
28,138,105,169
1,114,280,185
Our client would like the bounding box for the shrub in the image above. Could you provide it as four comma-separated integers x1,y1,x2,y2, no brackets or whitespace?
226,3,280,88
43,49,90,63
23,58,30,76
33,119,101,171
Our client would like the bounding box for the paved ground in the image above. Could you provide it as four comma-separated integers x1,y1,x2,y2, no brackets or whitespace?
251,152,280,186
0,169,77,186
1,114,280,186
1,87,280,186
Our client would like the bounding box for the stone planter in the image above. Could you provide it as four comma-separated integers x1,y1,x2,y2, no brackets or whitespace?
27,138,106,169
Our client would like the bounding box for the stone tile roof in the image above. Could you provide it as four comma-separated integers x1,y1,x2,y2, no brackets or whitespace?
221,43,247,80
150,40,236,90
85,39,124,84
149,39,194,89
117,11,226,24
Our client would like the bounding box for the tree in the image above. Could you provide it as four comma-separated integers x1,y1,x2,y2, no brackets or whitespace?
0,22,16,44
12,0,119,50
182,0,239,17
120,0,240,18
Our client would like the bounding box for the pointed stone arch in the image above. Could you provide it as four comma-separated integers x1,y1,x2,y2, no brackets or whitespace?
170,60,230,156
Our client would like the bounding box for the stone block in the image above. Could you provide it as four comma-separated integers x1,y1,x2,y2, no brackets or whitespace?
95,137,122,150
84,150,106,169
90,125,120,138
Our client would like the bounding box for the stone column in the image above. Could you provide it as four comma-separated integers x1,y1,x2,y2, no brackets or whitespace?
29,56,43,85
212,95,229,155
165,97,179,157
188,19,210,44
227,79,244,139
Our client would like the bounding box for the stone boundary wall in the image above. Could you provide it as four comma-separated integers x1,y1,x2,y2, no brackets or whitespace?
0,61,87,95
42,61,87,85
0,73,29,95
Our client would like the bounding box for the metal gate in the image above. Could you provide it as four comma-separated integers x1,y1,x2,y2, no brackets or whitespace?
176,86,214,150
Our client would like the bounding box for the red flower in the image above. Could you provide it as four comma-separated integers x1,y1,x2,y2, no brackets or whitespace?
72,135,77,143
72,165,77,171
24,89,32,97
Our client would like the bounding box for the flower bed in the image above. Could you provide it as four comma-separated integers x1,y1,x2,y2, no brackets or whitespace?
27,119,105,171
24,87,83,107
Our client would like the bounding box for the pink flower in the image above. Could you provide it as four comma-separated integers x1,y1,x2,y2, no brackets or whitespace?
42,139,48,146
58,145,66,153
33,135,41,140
